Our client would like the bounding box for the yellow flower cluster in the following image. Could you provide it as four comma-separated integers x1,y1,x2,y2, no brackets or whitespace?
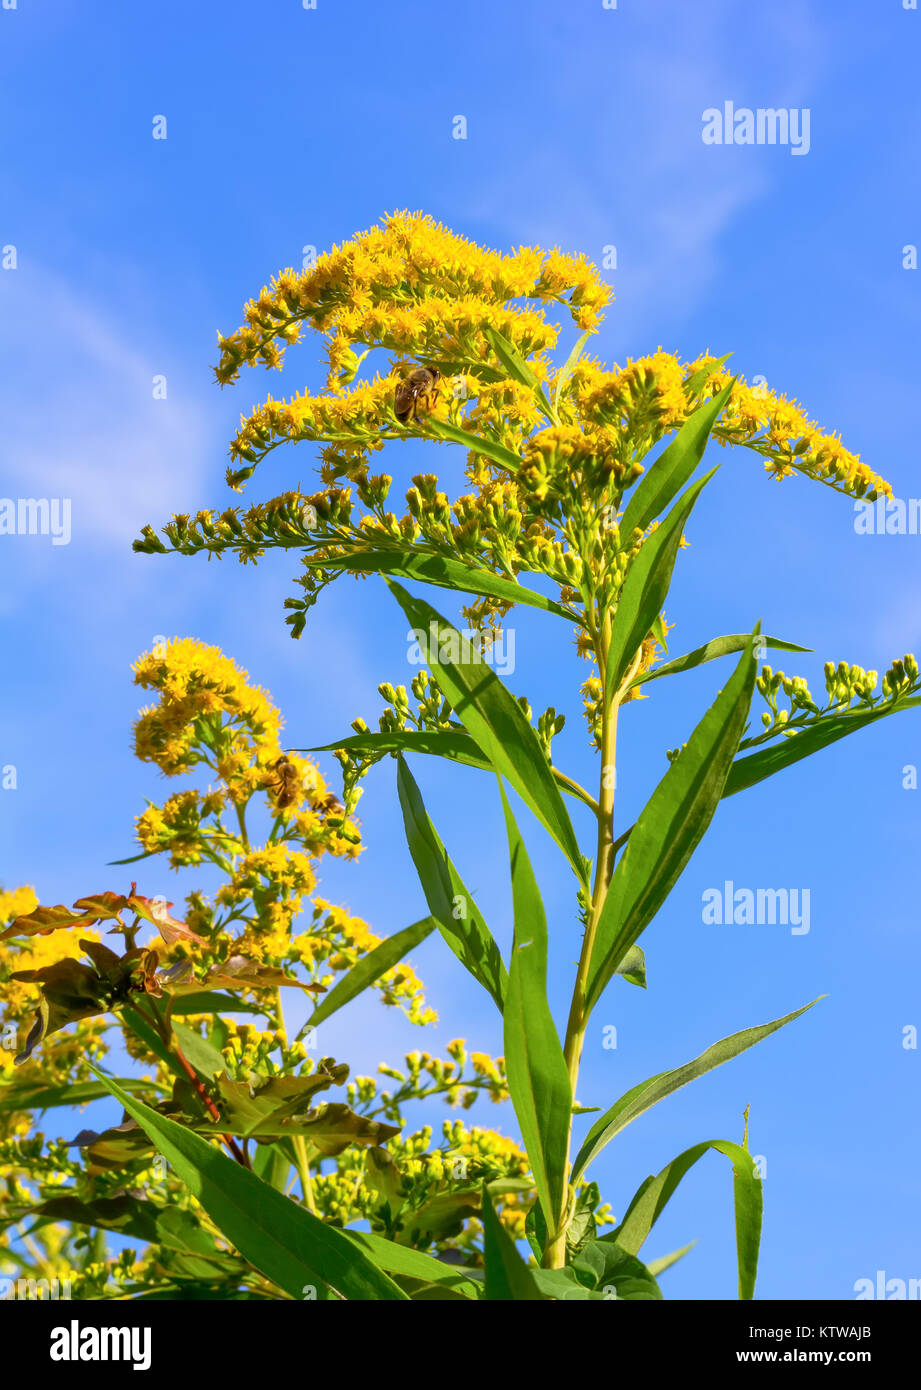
136,789,224,865
574,349,689,436
0,894,109,1135
215,210,611,386
133,638,281,787
0,916,99,1022
570,349,891,503
0,886,39,927
216,211,611,488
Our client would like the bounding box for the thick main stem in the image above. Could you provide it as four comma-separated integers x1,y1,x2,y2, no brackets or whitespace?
542,634,638,1270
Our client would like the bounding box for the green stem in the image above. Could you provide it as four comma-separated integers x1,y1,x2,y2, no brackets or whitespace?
235,802,251,851
273,984,317,1212
542,634,641,1270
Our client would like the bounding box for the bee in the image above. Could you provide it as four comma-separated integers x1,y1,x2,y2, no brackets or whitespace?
394,366,441,424
320,792,344,817
135,949,162,997
266,754,301,810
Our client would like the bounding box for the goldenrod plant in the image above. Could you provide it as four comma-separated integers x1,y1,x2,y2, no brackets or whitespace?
4,213,920,1300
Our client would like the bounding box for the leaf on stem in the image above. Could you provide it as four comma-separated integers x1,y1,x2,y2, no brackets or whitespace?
302,916,437,1032
606,468,718,697
619,379,735,539
397,756,507,1010
570,998,819,1184
612,1139,763,1300
386,580,587,887
498,782,572,1235
86,1065,408,1301
587,634,758,1013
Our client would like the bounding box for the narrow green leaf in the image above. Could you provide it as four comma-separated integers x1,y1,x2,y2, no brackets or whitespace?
620,378,735,538
252,1142,291,1193
613,1140,762,1300
303,729,599,814
571,998,819,1184
606,468,718,696
725,696,921,798
170,1020,227,1079
632,633,811,690
683,352,732,397
387,580,587,886
483,326,557,421
345,1229,480,1299
645,1240,697,1277
87,1065,408,1301
587,635,758,1012
16,1194,162,1245
425,417,522,474
0,1077,165,1113
109,848,160,866
397,756,507,1009
302,548,573,620
168,992,266,1016
302,916,436,1031
498,783,572,1234
554,329,594,412
121,1004,188,1086
482,1188,547,1301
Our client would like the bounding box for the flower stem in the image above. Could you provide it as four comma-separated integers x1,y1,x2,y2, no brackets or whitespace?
542,635,640,1269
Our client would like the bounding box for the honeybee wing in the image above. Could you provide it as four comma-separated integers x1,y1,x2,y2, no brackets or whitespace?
394,376,416,422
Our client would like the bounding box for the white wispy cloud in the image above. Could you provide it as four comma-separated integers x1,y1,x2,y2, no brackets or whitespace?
0,263,217,552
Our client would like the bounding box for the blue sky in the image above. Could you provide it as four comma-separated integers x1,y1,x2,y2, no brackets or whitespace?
1,0,920,1299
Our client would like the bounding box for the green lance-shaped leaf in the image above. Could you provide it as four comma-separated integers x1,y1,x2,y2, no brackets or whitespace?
397,756,507,1010
300,916,437,1033
682,352,733,397
0,1076,167,1113
305,729,599,814
168,991,266,1016
252,1142,291,1193
570,998,819,1185
645,1241,697,1278
587,633,758,1013
344,1229,480,1299
301,548,574,621
425,417,523,474
606,468,718,697
631,632,811,690
387,579,587,887
482,1186,548,1301
612,1140,764,1300
15,1194,163,1245
554,328,594,412
724,695,921,799
620,378,735,539
483,326,557,422
170,1020,227,1079
86,1065,408,1301
498,783,573,1235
